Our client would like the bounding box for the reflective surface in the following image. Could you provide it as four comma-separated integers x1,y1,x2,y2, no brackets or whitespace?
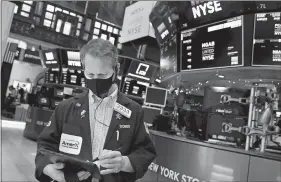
1,120,37,181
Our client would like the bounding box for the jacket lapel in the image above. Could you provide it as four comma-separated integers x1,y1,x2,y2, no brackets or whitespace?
73,90,92,159
104,92,130,149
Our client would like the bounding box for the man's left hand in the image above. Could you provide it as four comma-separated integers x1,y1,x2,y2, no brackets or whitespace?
98,150,124,175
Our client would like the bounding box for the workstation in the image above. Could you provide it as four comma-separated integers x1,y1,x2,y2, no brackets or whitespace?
1,1,281,181
134,1,281,181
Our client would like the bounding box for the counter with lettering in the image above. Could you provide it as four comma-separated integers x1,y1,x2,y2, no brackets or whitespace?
23,106,53,141
139,130,281,182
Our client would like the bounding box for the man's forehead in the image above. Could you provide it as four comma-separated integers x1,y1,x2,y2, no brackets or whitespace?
85,54,112,65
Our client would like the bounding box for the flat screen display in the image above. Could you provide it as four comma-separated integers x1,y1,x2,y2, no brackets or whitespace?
60,49,82,69
38,96,50,106
54,88,64,98
67,51,82,69
42,50,59,68
122,77,148,98
160,36,177,79
145,86,167,107
45,69,60,84
252,12,281,66
142,106,162,124
127,60,157,81
181,16,243,71
63,87,73,95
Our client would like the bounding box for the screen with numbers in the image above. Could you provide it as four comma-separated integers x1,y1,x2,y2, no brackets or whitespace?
180,16,244,71
252,12,281,66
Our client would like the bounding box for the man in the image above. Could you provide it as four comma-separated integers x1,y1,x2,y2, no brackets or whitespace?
35,39,157,182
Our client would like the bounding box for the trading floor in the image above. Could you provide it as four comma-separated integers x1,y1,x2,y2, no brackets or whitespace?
1,1,281,182
1,119,37,182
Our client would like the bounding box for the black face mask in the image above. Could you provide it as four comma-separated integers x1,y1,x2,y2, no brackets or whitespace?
85,74,113,98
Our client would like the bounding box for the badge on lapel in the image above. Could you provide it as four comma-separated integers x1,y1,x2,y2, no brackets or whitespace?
81,110,86,119
116,113,122,120
114,103,132,119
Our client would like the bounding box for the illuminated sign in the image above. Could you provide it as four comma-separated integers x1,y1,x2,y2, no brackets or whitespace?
191,1,222,19
136,63,150,76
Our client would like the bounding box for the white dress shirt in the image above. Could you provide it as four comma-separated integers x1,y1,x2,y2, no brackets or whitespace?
88,84,118,159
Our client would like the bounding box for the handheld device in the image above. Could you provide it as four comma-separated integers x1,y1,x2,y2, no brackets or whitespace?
40,149,101,180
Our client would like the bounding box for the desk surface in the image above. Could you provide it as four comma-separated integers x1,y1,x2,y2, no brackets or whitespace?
150,130,281,162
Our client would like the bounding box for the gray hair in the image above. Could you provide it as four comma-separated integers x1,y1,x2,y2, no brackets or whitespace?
80,39,118,68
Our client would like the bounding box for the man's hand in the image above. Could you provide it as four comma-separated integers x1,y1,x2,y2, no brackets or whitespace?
43,163,66,182
77,171,91,181
98,150,125,175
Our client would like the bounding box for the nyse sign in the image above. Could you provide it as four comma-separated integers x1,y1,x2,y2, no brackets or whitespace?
192,1,222,19
120,1,155,43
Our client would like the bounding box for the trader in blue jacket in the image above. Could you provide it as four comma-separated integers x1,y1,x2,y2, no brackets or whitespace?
35,39,157,182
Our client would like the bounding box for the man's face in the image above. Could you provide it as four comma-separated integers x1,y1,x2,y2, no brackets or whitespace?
84,53,114,79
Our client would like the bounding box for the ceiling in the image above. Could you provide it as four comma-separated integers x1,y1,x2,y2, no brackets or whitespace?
52,1,130,27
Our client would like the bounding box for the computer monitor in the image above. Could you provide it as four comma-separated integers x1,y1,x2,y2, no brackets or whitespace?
142,106,162,124
42,50,60,69
38,96,50,107
206,113,247,143
54,88,64,98
144,86,167,107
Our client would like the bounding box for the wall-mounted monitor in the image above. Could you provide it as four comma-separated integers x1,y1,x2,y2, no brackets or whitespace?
181,16,244,71
180,1,252,29
41,50,60,69
127,60,157,81
160,35,177,79
60,49,83,70
142,106,162,124
45,69,60,84
144,86,167,107
54,88,64,98
38,96,50,107
122,77,148,98
252,12,281,66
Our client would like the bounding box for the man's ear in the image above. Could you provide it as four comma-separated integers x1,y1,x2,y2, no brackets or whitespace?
116,63,120,74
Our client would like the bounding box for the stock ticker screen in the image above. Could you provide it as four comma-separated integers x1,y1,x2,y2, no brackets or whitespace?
252,12,281,66
160,36,177,79
181,16,243,71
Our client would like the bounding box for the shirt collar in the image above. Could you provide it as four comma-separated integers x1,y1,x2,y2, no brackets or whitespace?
88,83,118,103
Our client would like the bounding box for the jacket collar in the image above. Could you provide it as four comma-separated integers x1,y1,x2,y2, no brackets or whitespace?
73,89,131,149
74,89,131,107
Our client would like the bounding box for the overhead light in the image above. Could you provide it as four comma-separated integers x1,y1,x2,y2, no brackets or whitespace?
2,120,26,130
211,87,229,92
233,82,236,84
31,46,36,51
18,41,27,49
155,79,161,83
217,75,225,78
260,79,263,82
206,81,209,83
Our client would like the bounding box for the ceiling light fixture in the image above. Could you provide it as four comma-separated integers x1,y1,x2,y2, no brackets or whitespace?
211,86,230,92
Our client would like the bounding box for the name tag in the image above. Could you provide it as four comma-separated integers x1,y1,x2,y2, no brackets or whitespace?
120,124,130,129
59,133,82,155
114,103,132,119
